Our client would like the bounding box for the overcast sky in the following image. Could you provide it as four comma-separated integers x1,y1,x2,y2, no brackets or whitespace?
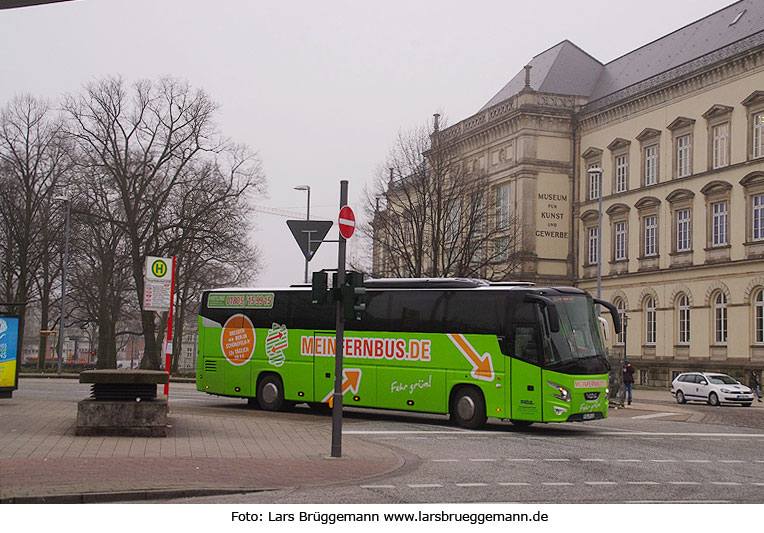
1,0,734,287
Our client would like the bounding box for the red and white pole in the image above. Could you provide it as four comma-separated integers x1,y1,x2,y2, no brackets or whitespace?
164,256,176,398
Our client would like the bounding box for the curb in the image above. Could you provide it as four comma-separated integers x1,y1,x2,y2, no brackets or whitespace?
0,487,272,504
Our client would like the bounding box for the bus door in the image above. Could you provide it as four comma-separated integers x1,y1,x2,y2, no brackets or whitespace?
311,331,335,405
509,325,543,421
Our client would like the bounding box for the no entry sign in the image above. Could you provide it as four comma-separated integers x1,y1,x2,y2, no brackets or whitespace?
338,205,355,239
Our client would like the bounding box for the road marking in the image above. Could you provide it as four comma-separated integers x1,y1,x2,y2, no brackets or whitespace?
719,460,744,463
600,431,764,437
669,482,700,485
651,459,678,463
360,485,395,489
543,458,571,462
498,482,531,486
469,458,496,462
541,482,574,486
432,459,459,462
581,458,606,462
584,481,617,485
684,460,711,463
627,481,660,485
506,458,535,462
407,484,443,488
630,412,682,419
711,482,742,486
617,459,642,462
456,483,488,487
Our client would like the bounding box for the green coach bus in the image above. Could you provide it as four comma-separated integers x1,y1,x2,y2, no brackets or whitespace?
196,278,620,429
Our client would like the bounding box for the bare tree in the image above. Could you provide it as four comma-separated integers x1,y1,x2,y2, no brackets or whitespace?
0,94,71,368
64,76,266,369
164,154,264,372
363,118,521,280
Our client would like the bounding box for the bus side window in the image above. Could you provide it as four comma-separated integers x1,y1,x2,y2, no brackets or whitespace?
513,326,540,365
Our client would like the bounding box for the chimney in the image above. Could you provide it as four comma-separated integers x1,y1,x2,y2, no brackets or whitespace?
433,113,440,132
524,65,532,88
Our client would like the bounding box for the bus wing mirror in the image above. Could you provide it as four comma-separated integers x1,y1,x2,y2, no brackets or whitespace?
524,294,560,333
594,298,621,335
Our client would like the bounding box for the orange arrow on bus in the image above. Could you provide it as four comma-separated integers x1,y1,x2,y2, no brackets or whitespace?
322,368,362,408
447,333,494,382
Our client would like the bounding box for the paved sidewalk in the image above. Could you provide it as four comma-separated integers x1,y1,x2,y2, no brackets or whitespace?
0,381,405,504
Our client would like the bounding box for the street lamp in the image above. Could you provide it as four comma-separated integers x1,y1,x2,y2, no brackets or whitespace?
294,185,311,283
587,167,604,305
53,191,71,376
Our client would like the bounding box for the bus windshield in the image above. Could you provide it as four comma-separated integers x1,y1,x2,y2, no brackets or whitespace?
546,295,606,364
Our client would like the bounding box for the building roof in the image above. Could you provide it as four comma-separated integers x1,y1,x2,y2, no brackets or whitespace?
480,41,602,111
480,0,764,112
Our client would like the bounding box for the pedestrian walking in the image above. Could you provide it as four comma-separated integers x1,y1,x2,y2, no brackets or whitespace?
621,360,634,406
751,370,762,402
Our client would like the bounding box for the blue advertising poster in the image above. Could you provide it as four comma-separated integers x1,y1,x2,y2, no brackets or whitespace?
0,316,20,390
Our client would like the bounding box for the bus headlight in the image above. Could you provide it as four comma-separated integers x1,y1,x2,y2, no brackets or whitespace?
547,381,571,402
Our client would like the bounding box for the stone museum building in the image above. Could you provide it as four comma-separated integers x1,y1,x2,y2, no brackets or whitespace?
374,0,764,386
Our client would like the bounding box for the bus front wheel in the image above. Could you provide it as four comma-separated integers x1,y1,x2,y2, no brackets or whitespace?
451,387,487,429
257,374,285,411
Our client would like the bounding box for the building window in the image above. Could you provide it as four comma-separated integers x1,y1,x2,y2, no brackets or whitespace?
677,134,691,178
754,113,764,159
588,164,600,201
714,292,727,345
644,145,658,186
445,201,460,243
495,182,510,230
712,200,728,246
676,208,691,252
615,154,628,193
614,221,627,261
588,226,599,265
644,215,657,256
615,298,626,345
645,296,656,345
712,123,729,169
754,194,764,241
677,294,690,345
755,290,764,344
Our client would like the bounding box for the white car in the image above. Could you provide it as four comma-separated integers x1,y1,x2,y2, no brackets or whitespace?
671,372,754,406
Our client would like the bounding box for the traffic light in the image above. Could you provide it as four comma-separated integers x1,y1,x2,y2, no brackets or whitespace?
311,271,329,304
342,271,366,321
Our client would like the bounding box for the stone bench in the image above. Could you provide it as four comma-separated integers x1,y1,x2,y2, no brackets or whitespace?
76,370,169,437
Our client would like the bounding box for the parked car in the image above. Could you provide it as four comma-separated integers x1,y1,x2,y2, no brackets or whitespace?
671,372,754,406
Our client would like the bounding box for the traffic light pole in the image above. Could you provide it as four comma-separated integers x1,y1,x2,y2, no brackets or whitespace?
331,180,348,458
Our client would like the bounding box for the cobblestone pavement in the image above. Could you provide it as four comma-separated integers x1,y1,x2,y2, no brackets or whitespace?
0,390,405,503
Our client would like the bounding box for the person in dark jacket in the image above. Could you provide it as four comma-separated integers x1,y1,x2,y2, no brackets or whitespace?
621,360,635,406
751,370,762,402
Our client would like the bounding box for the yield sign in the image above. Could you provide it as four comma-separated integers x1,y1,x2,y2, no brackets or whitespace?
338,205,355,239
286,220,333,261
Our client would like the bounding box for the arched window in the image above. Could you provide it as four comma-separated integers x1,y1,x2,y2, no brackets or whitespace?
677,294,690,345
755,290,764,344
614,299,626,345
714,292,727,345
645,296,656,345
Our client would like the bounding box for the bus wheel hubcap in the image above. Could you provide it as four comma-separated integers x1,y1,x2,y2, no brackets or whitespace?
262,382,278,404
457,395,475,420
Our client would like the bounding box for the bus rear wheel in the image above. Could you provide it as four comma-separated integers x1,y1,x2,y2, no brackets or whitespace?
451,387,487,429
257,374,285,411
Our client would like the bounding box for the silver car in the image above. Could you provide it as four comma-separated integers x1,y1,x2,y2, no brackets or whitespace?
671,372,754,406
